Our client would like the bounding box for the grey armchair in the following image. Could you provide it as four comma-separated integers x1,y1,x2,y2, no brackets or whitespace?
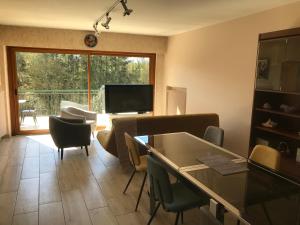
61,106,97,136
49,116,91,160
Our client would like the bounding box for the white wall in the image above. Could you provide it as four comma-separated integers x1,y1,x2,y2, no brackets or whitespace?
164,2,300,156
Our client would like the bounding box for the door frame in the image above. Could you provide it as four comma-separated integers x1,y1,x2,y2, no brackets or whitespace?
7,46,156,135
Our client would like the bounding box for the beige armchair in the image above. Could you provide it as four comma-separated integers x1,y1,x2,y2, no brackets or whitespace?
61,106,97,136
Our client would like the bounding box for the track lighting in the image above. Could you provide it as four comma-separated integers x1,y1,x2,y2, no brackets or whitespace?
93,0,133,36
101,13,112,29
120,0,133,16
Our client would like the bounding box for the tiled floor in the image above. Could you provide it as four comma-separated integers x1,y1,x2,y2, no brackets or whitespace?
0,135,215,225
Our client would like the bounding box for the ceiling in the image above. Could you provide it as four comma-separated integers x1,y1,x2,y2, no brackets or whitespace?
0,0,299,36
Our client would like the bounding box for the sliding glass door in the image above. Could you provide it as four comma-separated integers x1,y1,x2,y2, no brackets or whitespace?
16,52,88,131
8,47,155,134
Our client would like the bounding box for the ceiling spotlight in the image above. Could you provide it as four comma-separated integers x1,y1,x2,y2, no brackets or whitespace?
120,0,133,16
93,0,133,34
101,13,112,29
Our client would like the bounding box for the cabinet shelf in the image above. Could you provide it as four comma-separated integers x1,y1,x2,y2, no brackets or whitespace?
255,89,300,96
255,108,300,119
255,126,300,141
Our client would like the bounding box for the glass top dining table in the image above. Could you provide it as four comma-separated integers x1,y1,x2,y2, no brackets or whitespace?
135,132,300,225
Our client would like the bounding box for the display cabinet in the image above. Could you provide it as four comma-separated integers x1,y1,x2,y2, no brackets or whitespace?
249,28,300,182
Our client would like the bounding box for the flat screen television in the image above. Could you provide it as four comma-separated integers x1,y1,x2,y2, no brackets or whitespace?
105,84,153,113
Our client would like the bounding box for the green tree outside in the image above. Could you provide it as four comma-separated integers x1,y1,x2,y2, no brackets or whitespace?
16,52,150,115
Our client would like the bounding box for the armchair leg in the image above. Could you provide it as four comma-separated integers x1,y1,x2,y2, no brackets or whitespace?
85,145,89,156
61,148,64,160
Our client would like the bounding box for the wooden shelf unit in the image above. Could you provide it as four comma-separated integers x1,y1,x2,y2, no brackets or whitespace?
249,28,300,183
255,108,300,119
255,126,300,141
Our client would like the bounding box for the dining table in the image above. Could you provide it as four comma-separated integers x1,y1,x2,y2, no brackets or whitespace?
134,132,300,225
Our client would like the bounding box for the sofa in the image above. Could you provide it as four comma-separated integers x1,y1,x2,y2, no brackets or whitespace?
97,113,219,164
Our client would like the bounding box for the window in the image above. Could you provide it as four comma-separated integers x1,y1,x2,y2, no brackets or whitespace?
9,47,155,133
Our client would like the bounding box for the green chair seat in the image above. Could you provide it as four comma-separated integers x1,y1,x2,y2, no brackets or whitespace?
165,182,207,212
147,156,208,225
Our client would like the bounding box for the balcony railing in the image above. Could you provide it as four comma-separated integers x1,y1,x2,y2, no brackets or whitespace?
18,89,104,115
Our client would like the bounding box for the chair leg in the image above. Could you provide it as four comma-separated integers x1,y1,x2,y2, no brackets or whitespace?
123,170,136,194
60,148,64,160
33,114,37,125
58,148,60,152
262,203,273,225
174,212,180,225
147,202,161,225
85,145,89,156
180,211,184,224
81,146,83,149
135,172,147,211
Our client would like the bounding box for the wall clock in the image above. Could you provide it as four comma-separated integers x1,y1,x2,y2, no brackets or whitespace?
84,34,98,48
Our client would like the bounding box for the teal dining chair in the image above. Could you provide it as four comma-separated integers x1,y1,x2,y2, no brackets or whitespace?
147,156,208,225
203,126,224,147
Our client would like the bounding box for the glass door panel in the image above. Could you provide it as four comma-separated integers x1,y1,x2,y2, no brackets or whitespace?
16,52,88,131
90,55,150,113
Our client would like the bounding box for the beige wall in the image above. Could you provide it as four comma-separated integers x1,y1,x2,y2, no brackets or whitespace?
0,26,167,137
164,2,300,157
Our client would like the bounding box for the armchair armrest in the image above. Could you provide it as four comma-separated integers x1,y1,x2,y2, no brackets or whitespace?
59,117,84,124
79,109,97,121
61,110,86,122
62,107,97,121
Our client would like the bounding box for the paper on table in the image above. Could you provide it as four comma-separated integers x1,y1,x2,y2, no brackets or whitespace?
197,155,249,176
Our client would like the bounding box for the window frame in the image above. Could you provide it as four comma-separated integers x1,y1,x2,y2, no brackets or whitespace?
7,46,156,135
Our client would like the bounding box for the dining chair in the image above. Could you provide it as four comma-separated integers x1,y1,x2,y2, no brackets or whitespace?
123,132,148,211
147,156,208,225
203,126,224,147
249,144,281,225
249,145,281,171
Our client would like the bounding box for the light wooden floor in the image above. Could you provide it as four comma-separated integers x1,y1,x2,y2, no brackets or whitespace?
0,135,214,225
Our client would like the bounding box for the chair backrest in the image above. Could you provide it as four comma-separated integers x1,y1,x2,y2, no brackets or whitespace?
249,145,281,170
147,156,173,205
203,126,224,147
124,132,141,167
49,116,62,146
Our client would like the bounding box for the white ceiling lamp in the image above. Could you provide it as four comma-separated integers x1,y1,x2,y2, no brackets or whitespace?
93,0,133,36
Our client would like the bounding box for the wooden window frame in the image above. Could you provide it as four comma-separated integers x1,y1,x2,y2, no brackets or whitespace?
7,46,156,135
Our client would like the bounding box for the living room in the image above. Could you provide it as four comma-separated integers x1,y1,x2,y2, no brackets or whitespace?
1,1,300,225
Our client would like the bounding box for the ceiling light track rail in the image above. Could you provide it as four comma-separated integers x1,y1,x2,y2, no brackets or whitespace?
93,0,133,36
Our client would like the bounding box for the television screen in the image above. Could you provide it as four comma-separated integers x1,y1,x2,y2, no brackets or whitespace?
105,84,153,113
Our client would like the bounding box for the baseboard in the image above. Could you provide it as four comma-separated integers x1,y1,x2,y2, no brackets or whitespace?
0,134,9,141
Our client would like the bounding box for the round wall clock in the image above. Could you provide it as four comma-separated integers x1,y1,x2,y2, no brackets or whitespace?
84,34,98,48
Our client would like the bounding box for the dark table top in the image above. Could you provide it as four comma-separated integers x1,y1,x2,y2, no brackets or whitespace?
135,132,300,225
